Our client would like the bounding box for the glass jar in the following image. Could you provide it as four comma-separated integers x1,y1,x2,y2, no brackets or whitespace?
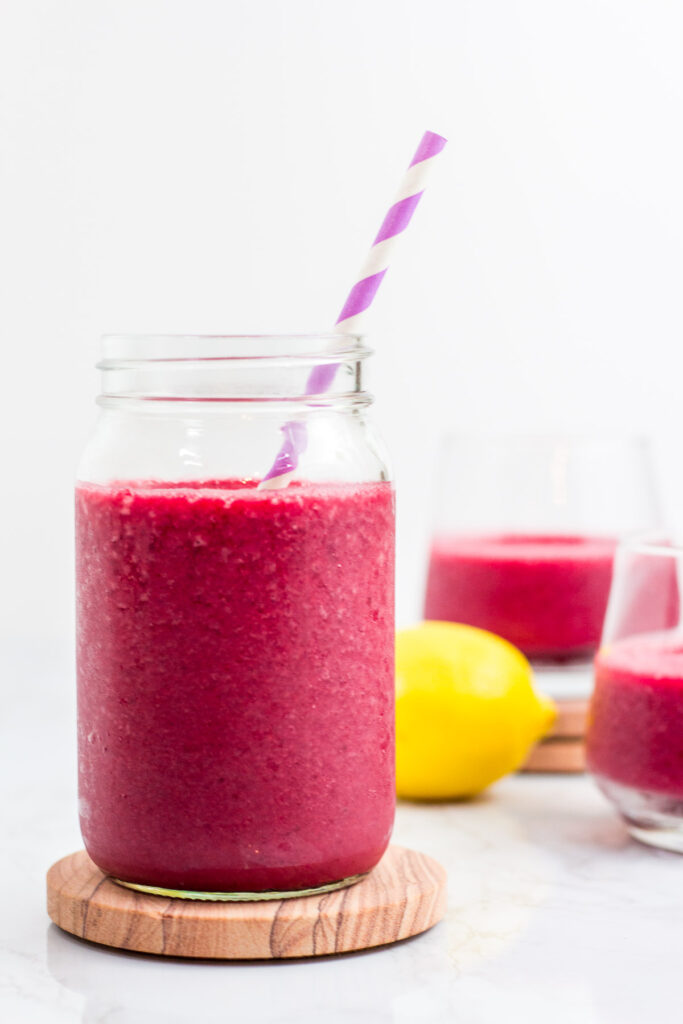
76,334,395,900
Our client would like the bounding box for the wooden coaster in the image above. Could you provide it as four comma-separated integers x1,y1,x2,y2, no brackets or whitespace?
520,697,589,774
46,845,447,960
548,698,589,739
522,737,586,773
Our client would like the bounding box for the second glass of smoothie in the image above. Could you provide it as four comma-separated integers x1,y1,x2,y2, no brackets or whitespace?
424,435,661,696
587,535,683,851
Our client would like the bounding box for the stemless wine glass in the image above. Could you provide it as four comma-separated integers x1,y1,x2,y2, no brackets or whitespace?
587,536,683,852
423,434,662,697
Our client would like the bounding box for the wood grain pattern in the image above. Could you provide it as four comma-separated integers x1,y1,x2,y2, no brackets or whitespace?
46,846,447,959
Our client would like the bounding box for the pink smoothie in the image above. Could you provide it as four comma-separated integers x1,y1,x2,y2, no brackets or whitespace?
424,534,617,661
588,631,683,796
76,479,395,893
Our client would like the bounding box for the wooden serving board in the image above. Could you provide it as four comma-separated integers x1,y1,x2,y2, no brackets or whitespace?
47,845,447,959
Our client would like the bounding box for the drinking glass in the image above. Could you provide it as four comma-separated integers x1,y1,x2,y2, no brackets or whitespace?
423,434,661,697
587,536,683,852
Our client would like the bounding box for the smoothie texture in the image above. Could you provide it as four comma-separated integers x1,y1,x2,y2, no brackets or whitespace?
424,534,617,661
588,631,683,797
76,479,395,894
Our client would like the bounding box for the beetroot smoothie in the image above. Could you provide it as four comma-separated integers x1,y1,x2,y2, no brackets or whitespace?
424,534,617,661
588,632,683,797
76,479,395,894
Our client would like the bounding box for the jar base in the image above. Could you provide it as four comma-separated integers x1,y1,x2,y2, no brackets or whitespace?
593,774,683,853
111,870,369,902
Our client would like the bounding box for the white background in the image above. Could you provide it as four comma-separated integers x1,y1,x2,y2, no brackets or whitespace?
3,0,683,651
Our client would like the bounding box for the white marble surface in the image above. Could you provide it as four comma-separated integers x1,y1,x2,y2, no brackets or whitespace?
1,640,681,1024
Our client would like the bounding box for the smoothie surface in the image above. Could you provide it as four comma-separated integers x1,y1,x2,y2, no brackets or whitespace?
424,533,616,660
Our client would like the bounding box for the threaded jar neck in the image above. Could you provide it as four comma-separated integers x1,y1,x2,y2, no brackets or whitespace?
97,334,373,406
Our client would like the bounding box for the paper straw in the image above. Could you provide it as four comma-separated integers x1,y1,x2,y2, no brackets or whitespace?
260,130,447,488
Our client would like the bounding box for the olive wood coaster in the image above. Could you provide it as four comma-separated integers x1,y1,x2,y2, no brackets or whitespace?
521,698,589,774
47,845,447,960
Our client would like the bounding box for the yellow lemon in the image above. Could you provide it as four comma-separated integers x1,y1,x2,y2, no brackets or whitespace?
396,621,555,799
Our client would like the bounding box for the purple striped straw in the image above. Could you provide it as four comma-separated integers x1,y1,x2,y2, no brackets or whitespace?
260,130,447,488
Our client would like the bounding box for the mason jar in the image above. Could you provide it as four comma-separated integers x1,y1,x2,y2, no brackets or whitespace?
76,334,395,900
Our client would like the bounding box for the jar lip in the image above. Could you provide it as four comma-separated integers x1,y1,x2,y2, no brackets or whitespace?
99,333,369,366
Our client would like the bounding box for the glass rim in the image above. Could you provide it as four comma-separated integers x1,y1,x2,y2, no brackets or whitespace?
617,530,683,558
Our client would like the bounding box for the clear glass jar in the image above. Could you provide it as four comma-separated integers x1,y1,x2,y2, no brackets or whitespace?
76,335,395,900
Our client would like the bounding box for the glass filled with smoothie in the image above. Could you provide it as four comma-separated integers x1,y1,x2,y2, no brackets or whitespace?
76,334,395,899
587,535,683,852
424,435,660,696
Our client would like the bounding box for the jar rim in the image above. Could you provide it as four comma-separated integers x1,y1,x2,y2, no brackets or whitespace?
99,333,369,367
97,333,373,404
